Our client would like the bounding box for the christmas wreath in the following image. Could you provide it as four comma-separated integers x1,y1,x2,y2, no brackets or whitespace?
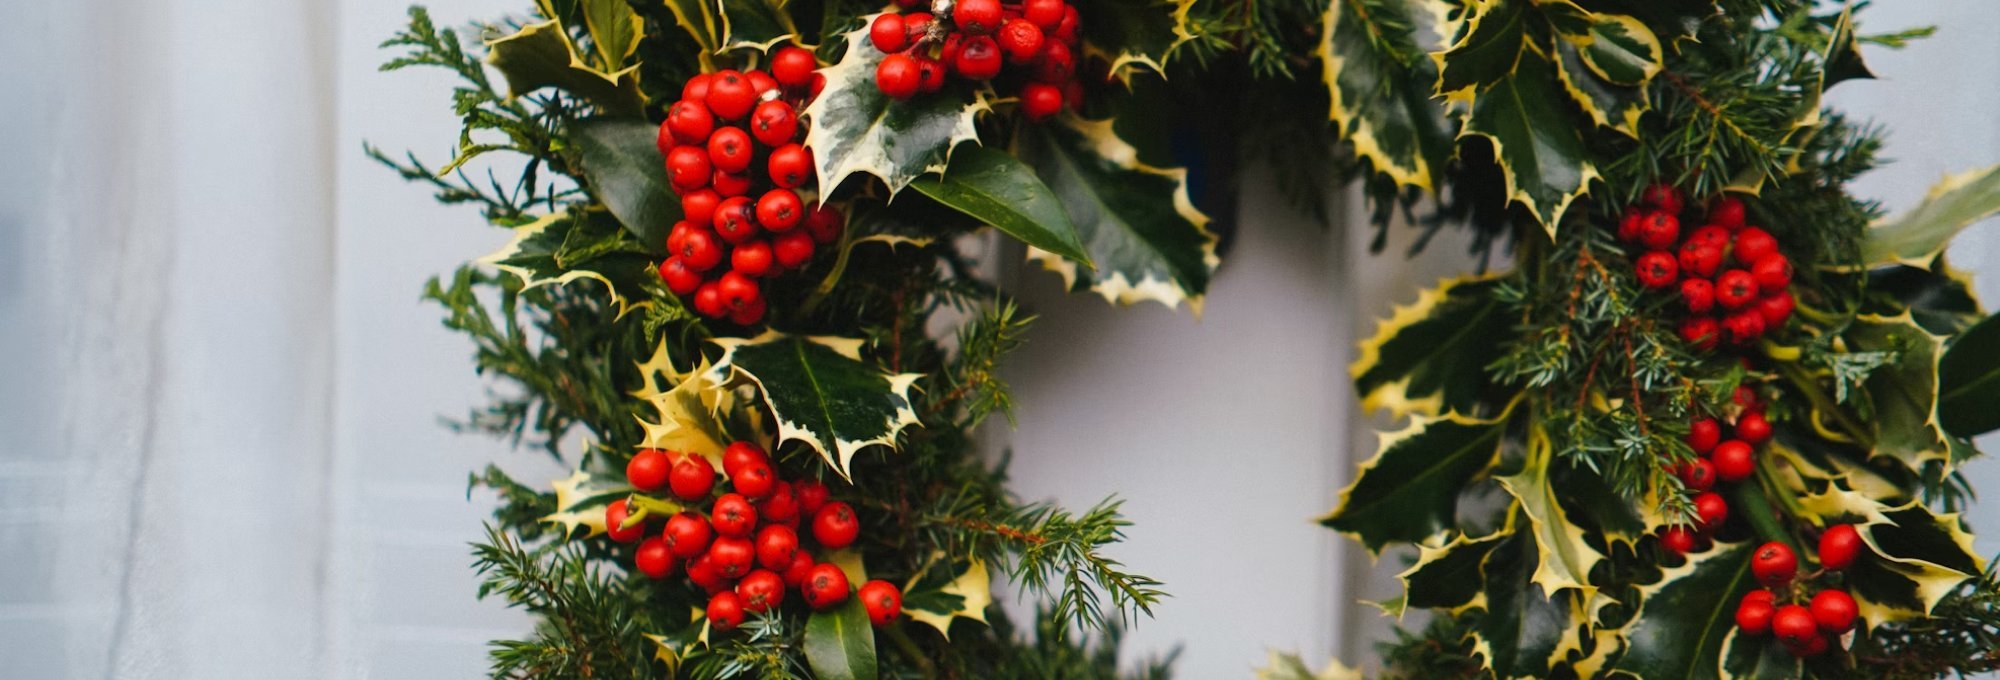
372,0,2000,678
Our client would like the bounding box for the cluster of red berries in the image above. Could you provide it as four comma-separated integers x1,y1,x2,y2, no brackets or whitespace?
868,0,1083,119
1658,386,1772,556
1617,186,1794,350
1734,529,1865,657
655,48,846,326
606,442,904,630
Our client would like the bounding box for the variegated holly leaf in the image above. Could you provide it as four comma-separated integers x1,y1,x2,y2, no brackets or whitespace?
1076,0,1197,83
1435,0,1531,98
660,0,722,57
484,20,643,116
1394,529,1510,617
1578,0,1717,46
1320,411,1507,553
1548,15,1651,138
806,556,879,680
803,17,989,196
1796,486,1981,627
1014,116,1218,312
1860,164,2000,268
1716,628,1798,679
1610,542,1756,679
572,117,683,247
718,0,798,53
1498,427,1604,599
540,469,628,537
1460,49,1599,237
1544,3,1661,86
1351,276,1516,420
901,554,993,639
908,145,1090,266
1253,650,1363,680
636,352,736,466
1862,263,1983,335
1552,461,1647,550
1318,0,1456,191
578,0,639,70
1473,533,1586,679
478,211,657,318
707,332,922,480
1939,312,2000,438
1844,315,1962,472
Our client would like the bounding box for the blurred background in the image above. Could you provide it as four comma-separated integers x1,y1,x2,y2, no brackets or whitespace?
2,1,1997,678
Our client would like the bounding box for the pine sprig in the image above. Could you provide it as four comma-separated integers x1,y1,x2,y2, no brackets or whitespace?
1851,565,2000,679
472,525,656,680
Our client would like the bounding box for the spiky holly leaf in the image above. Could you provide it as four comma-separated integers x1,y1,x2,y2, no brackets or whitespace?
1318,0,1456,191
1796,486,1981,627
1253,650,1363,680
1545,3,1661,86
1498,427,1604,599
1396,529,1510,617
907,145,1091,266
1609,542,1756,679
636,351,737,465
803,17,989,196
901,555,993,639
718,0,798,53
1862,264,1982,335
1319,411,1507,553
1716,628,1799,679
1473,534,1586,679
1435,0,1531,97
1844,315,1962,472
572,117,683,247
1939,312,2000,437
1075,0,1197,83
1461,49,1599,237
478,211,657,318
1579,0,1717,46
1860,164,2000,268
484,20,643,116
578,0,639,70
1552,40,1645,137
1351,276,1516,420
540,469,628,537
659,0,721,56
707,333,922,480
1553,461,1647,550
806,555,878,680
1014,116,1218,312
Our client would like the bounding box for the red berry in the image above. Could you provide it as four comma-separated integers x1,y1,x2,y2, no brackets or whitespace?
707,591,746,630
1032,41,1074,83
771,46,818,88
669,455,716,501
681,188,722,229
668,100,715,145
1772,604,1816,647
757,189,805,231
1744,589,1778,608
876,53,922,99
902,11,935,42
732,239,775,277
783,551,816,588
681,73,712,102
715,196,761,244
712,168,753,197
687,553,728,593
773,226,817,269
858,580,903,627
718,270,761,311
803,563,852,611
1811,589,1857,632
917,56,948,93
1712,440,1755,481
755,524,799,570
795,480,830,514
1021,82,1064,121
1733,227,1778,265
1737,598,1776,635
1693,491,1728,530
1734,385,1762,411
768,143,813,188
666,146,712,191
711,493,759,538
626,449,672,492
1790,632,1829,657
1687,418,1722,454
1055,6,1080,42
1723,309,1767,345
746,69,778,96
1715,269,1758,309
1660,525,1698,557
665,511,713,558
1681,458,1718,492
1710,196,1746,230
1736,411,1772,445
660,256,703,295
679,229,724,271
1634,251,1679,289
705,70,757,120
1758,290,1794,327
955,0,1004,34
1680,278,1716,314
805,205,844,244
1688,224,1731,247
1819,524,1862,571
694,281,726,318
1752,541,1798,587
999,19,1046,63
1643,183,1684,215
729,295,767,325
722,442,770,479
1751,253,1792,293
733,462,777,500
736,569,786,613
635,537,677,579
1679,241,1724,279
605,499,645,542
1639,211,1681,251
1679,316,1720,351
1024,0,1066,29
809,72,827,102
954,35,1004,80
758,481,800,523
750,101,799,147
871,13,909,52
707,127,754,174
813,501,861,549
656,119,679,159
708,535,755,579
1617,208,1645,243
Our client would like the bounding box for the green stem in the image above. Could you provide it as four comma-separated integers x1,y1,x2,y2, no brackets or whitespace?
1732,474,1803,560
802,219,861,315
627,494,685,520
1775,361,1875,448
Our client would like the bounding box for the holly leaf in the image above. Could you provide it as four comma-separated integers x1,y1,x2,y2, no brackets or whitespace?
707,332,923,480
1546,3,1662,86
1014,116,1218,313
907,145,1091,266
803,17,989,196
1717,628,1799,679
1395,529,1510,617
1473,534,1586,679
660,0,722,56
1939,312,2000,438
571,117,683,247
477,211,657,318
1253,650,1364,680
1497,427,1605,599
539,469,628,537
1797,486,1981,627
1610,542,1756,679
1860,164,2000,268
805,599,880,680
579,0,639,70
1575,0,1717,46
1351,275,1516,420
1435,0,1531,97
1551,38,1646,137
1862,264,1983,335
718,0,799,53
1461,50,1599,237
1319,411,1508,553
1553,461,1647,550
637,352,736,466
1318,0,1456,191
1844,315,1960,472
484,20,643,116
901,555,993,639
1076,0,1198,83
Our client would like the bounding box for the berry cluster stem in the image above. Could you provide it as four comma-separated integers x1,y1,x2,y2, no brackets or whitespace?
1774,361,1875,448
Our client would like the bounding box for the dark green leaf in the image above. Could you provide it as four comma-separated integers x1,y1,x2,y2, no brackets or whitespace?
1940,313,2000,437
718,0,798,52
1463,50,1597,237
1319,0,1456,190
1575,0,1716,45
1352,276,1516,419
709,333,922,480
908,146,1091,266
478,211,657,316
1320,413,1506,553
1075,0,1196,81
1822,6,1875,89
571,117,681,247
579,0,638,69
1436,0,1530,94
1844,316,1957,471
1553,38,1646,136
1612,542,1757,679
1474,534,1579,679
1862,265,1982,335
805,599,880,680
1400,531,1508,613
483,21,643,116
802,19,987,195
1719,628,1799,679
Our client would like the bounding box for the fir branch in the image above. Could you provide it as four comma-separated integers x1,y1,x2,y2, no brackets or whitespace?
1853,565,2000,678
472,525,655,680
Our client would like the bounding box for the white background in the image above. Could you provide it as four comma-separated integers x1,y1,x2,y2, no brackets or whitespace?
2,1,1998,678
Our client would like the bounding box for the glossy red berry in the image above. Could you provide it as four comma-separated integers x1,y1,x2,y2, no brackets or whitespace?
1790,632,1829,657
1635,251,1679,289
1710,196,1746,230
783,551,816,588
1639,211,1680,250
694,281,726,318
750,101,799,147
859,580,903,627
1758,290,1794,327
1024,0,1066,29
1733,227,1778,265
1772,604,1817,647
1032,41,1074,83
758,481,800,523
681,188,722,229
774,230,816,269
1680,278,1715,314
1723,309,1767,345
1819,524,1862,571
1751,253,1792,293
706,127,753,174
1021,82,1064,121
1616,207,1645,243
705,70,757,120
715,196,761,244
736,569,786,613
1811,589,1857,632
1693,491,1729,531
1737,597,1776,635
1715,269,1758,309
747,69,779,96
729,295,767,325
680,229,725,272
668,100,715,145
718,271,760,311
1679,241,1724,279
1681,458,1718,492
627,449,672,492
635,537,677,579
711,493,759,538
1055,6,1080,42
813,501,861,549
733,462,777,500
755,524,799,570
803,563,852,611
682,73,713,102
687,553,728,593
1687,418,1722,455
768,143,813,188
998,19,1046,63
916,56,948,93
1736,411,1772,445
955,0,1004,34
757,188,805,231
876,53,922,99
669,454,716,501
902,12,935,43
870,13,909,52
708,536,755,579
771,46,818,88
1712,440,1755,481
605,498,645,542
712,168,753,197
954,36,1004,80
660,256,703,295
1744,589,1778,608
805,205,844,244
666,145,712,191
707,591,746,630
795,480,830,514
1753,541,1798,587
732,240,775,277
665,511,713,558
1688,224,1731,247
1660,525,1698,557
722,441,769,479
1679,316,1720,351
1643,183,1684,215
